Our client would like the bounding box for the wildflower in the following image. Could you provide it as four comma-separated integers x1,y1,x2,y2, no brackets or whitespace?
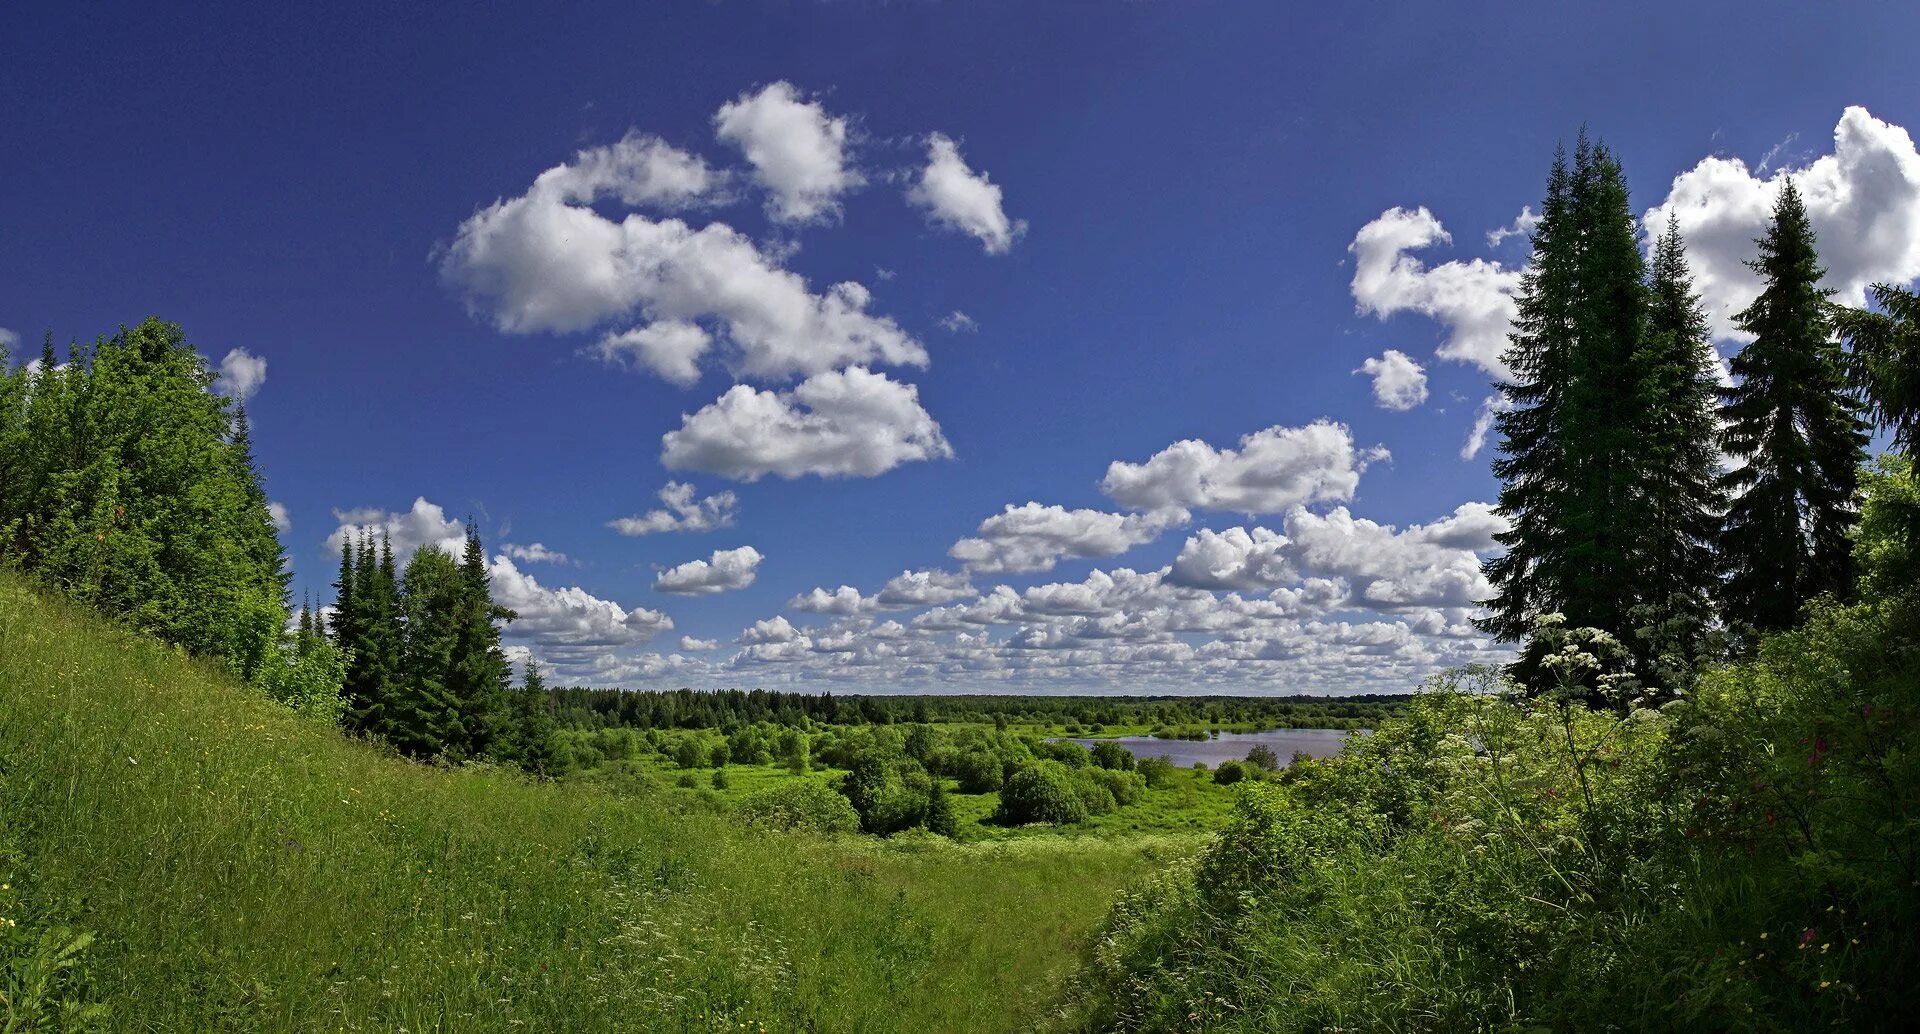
1800,927,1816,946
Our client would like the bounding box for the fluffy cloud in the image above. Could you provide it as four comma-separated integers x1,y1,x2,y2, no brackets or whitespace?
213,348,267,401
0,327,18,350
713,81,863,225
788,584,873,616
593,320,713,386
679,635,720,651
875,568,975,607
1100,419,1386,515
654,545,764,595
737,614,805,645
789,568,975,616
532,130,719,209
1349,207,1522,379
324,497,467,563
439,140,922,382
1461,394,1512,460
489,554,674,647
661,366,951,480
907,133,1025,254
1168,526,1295,591
949,503,1189,574
1281,503,1506,611
267,502,291,535
503,542,570,565
1644,106,1920,340
1356,349,1429,410
608,481,739,536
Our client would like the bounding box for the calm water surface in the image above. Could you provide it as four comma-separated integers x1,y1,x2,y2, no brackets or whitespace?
1061,728,1358,768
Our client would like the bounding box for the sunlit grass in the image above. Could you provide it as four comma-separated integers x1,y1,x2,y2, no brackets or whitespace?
0,571,1186,1031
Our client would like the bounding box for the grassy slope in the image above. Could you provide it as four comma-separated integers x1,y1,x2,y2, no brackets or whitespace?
0,572,1188,1032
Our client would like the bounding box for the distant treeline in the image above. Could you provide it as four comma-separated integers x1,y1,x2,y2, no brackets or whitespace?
548,686,1407,732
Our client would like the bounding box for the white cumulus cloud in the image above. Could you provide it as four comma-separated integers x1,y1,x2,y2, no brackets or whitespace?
1101,419,1386,515
713,81,863,225
439,138,921,382
490,554,674,647
950,503,1189,574
608,482,739,536
1644,106,1920,340
661,366,951,481
1168,526,1295,591
324,497,467,563
907,133,1025,254
1356,349,1429,410
654,545,764,595
503,542,571,565
1349,207,1522,379
213,348,268,401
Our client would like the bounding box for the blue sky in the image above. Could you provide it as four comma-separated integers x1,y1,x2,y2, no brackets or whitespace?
5,1,1919,693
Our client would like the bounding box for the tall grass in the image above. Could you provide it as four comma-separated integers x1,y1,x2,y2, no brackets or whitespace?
0,571,1184,1031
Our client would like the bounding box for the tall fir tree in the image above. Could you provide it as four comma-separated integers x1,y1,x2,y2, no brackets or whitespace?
1628,218,1727,682
396,544,466,759
1483,138,1664,694
1718,180,1870,639
448,525,516,760
509,657,558,775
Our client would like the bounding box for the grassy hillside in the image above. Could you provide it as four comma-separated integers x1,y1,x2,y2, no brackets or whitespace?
0,571,1187,1031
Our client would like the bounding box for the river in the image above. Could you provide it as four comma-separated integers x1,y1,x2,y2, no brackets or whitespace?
1058,727,1357,768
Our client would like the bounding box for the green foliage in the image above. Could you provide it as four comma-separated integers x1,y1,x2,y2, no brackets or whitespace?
1135,756,1177,790
996,762,1090,826
1834,282,1920,452
674,737,707,770
1210,759,1247,785
1631,218,1728,682
952,749,1006,794
838,745,937,835
250,634,350,725
736,782,862,835
1242,744,1280,772
1090,741,1134,771
0,318,289,678
1720,180,1871,641
1485,142,1726,690
1064,544,1920,1032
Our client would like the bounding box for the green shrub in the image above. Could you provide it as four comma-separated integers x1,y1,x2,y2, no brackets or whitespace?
736,781,861,834
1135,756,1177,789
1211,759,1247,785
1090,741,1134,771
675,772,699,789
673,738,705,770
1243,744,1280,772
952,749,1006,794
1084,767,1146,807
710,769,730,790
995,762,1089,825
1038,740,1091,768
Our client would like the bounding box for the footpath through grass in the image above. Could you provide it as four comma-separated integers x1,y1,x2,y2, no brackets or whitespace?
0,571,1187,1031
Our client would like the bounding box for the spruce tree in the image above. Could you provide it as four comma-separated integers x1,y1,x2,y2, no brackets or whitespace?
448,525,516,760
1628,219,1727,682
1483,138,1660,695
1718,181,1870,639
1832,283,1920,451
510,658,558,775
396,545,465,759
